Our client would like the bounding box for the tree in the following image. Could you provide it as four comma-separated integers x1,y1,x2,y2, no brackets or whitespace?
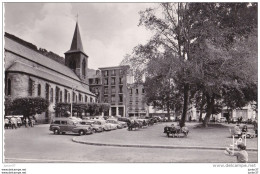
12,97,49,118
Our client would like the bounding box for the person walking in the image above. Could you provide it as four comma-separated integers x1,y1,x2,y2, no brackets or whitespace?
25,117,29,128
17,117,22,128
10,116,17,129
225,143,248,163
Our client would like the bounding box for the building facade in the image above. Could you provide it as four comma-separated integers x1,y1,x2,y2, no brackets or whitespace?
4,22,96,123
127,83,148,117
98,65,130,117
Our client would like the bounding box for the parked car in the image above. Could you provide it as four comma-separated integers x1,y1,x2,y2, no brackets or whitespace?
217,117,227,123
92,119,117,131
106,119,127,128
118,117,131,123
79,120,103,133
49,117,93,136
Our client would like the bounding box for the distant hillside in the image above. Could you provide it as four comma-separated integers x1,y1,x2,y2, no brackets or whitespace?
5,32,65,64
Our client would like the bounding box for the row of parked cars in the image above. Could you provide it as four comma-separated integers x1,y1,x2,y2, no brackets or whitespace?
49,117,127,136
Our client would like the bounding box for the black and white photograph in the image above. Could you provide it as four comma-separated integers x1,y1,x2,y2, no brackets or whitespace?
1,2,258,174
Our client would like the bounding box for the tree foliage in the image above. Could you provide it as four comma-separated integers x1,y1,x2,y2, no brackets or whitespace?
11,97,49,118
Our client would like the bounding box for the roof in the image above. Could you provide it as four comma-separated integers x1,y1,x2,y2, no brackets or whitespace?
99,65,130,70
65,22,88,57
5,37,81,82
6,61,95,96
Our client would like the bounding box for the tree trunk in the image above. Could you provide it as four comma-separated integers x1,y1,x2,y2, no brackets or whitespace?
203,94,215,127
180,83,189,127
199,93,205,122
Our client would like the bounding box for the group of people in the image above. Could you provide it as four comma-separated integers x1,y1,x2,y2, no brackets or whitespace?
4,116,36,129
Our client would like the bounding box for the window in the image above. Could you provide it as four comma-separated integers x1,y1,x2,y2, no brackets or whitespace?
85,95,88,103
79,94,82,102
142,88,145,94
95,79,99,84
73,92,75,102
38,84,41,96
45,84,50,101
111,78,115,85
111,86,116,94
119,95,123,103
68,93,70,103
61,121,67,125
69,60,76,70
90,97,93,103
104,70,108,77
119,86,123,93
119,77,123,84
89,79,93,84
136,89,138,94
29,79,34,96
60,91,62,102
7,78,11,95
104,87,108,94
50,88,53,103
130,88,132,94
111,95,116,103
54,120,60,124
82,59,86,77
64,89,68,103
111,69,116,76
104,97,108,103
104,78,108,85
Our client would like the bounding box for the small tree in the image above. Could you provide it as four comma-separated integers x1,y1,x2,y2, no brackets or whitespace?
12,97,49,118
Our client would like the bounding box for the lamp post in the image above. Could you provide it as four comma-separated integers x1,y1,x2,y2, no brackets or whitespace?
71,85,78,117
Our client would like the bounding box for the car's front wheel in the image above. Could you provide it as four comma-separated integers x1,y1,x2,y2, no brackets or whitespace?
78,130,85,136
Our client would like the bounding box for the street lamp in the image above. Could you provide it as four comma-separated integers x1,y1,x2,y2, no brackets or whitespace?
71,85,78,117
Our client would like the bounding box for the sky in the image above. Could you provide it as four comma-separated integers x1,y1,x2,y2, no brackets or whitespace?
4,3,156,70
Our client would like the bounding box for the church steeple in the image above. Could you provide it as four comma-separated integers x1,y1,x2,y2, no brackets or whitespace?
65,22,88,82
65,22,87,57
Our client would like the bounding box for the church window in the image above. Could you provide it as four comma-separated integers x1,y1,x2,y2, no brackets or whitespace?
38,84,41,96
29,79,34,96
82,59,86,77
60,91,62,102
50,88,53,103
7,78,11,95
64,89,67,103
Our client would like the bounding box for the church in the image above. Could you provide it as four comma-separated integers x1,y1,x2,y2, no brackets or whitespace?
4,22,96,123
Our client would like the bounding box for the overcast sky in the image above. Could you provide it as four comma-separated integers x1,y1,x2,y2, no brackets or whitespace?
4,3,156,69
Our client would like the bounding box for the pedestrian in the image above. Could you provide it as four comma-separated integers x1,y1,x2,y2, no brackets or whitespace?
10,116,17,129
25,117,29,128
4,117,10,129
225,142,248,163
234,124,242,137
31,118,35,127
17,117,22,128
242,125,248,134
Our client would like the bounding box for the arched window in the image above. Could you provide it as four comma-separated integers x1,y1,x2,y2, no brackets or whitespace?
50,88,53,103
7,78,11,95
38,84,41,96
60,91,62,102
68,93,70,103
82,59,86,77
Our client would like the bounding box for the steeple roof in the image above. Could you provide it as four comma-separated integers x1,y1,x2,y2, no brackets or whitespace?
65,22,88,57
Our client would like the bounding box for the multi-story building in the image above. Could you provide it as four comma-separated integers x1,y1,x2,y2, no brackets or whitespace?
4,22,96,123
98,65,130,117
127,83,148,117
88,69,102,102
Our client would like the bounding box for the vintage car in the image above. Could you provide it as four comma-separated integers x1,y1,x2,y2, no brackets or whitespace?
106,119,127,129
79,120,104,133
49,117,93,136
92,119,117,131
